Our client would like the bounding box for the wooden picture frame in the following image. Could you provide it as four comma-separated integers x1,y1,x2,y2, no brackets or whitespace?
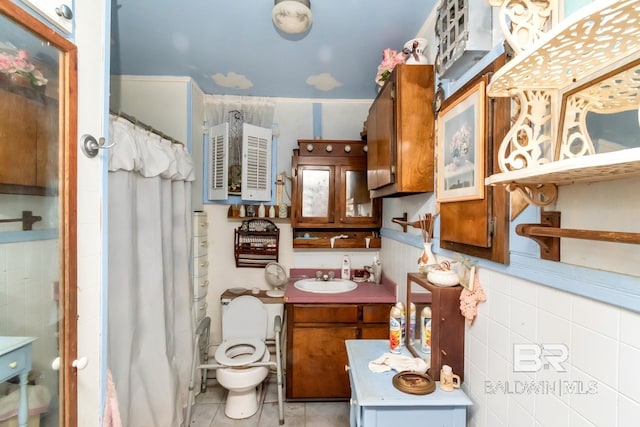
436,79,486,202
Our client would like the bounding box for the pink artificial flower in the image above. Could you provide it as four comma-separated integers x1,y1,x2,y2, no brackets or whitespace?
0,48,47,86
0,53,14,72
375,48,407,85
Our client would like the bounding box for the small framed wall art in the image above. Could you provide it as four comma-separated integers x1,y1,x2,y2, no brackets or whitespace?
436,79,486,203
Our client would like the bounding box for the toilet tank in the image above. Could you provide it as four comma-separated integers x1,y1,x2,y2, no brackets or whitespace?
221,293,283,340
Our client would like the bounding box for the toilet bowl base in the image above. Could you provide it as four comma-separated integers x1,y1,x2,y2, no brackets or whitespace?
224,384,262,419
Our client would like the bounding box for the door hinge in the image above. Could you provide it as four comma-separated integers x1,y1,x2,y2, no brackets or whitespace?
488,217,496,237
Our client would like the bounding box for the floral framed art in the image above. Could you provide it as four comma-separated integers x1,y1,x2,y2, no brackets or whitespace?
436,79,486,203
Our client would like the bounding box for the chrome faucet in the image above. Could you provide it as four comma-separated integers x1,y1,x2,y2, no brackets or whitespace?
315,270,335,281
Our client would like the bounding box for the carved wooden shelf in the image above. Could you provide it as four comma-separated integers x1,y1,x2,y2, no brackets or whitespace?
486,147,640,201
485,0,640,207
488,0,640,96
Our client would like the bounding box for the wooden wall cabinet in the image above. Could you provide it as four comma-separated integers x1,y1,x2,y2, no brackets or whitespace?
291,140,381,248
439,54,510,265
0,88,58,195
366,64,435,198
285,303,391,400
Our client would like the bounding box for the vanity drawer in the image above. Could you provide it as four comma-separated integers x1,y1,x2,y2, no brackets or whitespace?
291,304,358,323
0,348,28,379
194,277,209,300
192,235,209,258
362,304,392,323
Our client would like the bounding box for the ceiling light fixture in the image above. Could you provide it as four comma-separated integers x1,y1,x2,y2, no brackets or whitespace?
272,0,312,34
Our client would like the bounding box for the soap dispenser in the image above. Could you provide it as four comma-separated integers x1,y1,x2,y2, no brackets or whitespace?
372,253,382,284
341,255,351,280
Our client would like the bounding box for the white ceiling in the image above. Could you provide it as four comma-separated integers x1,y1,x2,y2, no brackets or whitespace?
110,0,437,99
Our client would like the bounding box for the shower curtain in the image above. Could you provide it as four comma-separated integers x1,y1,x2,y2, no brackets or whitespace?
107,116,195,427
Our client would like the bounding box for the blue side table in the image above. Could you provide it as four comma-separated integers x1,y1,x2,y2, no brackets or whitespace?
346,339,472,427
0,337,36,427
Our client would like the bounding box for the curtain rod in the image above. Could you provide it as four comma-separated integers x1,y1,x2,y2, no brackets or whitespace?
109,110,184,146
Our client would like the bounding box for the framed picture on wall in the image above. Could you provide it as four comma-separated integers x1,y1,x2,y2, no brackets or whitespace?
436,79,486,202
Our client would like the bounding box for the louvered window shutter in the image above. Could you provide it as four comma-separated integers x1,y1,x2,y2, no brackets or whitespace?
241,123,272,201
207,122,229,200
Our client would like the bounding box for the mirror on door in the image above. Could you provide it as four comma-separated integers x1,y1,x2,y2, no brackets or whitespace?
0,3,77,427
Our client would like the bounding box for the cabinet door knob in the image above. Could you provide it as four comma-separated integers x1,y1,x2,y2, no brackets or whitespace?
55,4,73,20
72,356,88,370
350,398,357,406
8,361,17,369
51,357,61,370
344,365,350,372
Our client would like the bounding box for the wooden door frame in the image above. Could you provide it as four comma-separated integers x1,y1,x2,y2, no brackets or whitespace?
0,4,78,426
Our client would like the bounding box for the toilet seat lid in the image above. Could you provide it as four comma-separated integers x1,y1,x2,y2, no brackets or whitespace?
215,337,266,367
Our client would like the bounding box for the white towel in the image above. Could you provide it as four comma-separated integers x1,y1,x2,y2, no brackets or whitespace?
368,352,428,374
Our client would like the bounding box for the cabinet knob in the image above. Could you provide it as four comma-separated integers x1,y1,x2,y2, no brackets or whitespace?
350,398,357,406
51,357,61,370
72,356,88,370
344,365,350,372
306,144,314,152
8,361,17,369
55,4,73,20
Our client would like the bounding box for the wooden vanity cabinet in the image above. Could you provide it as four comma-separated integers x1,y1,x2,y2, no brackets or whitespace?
366,64,435,198
285,303,391,400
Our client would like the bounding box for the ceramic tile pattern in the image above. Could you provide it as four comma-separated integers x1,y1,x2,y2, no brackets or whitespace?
378,238,640,427
189,379,349,427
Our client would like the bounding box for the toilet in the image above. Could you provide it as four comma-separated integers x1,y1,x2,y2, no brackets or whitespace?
215,295,283,419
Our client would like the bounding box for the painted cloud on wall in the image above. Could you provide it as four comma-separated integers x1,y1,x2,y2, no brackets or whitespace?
306,73,343,91
211,72,253,89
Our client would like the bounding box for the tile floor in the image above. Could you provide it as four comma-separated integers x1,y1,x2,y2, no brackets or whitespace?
189,377,350,427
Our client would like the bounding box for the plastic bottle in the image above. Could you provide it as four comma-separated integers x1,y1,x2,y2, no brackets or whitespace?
258,203,266,217
409,302,416,346
421,306,432,356
389,305,402,354
341,255,351,280
239,205,246,217
395,302,406,347
268,205,276,218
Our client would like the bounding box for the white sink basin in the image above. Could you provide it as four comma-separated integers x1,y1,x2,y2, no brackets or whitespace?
294,278,358,294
